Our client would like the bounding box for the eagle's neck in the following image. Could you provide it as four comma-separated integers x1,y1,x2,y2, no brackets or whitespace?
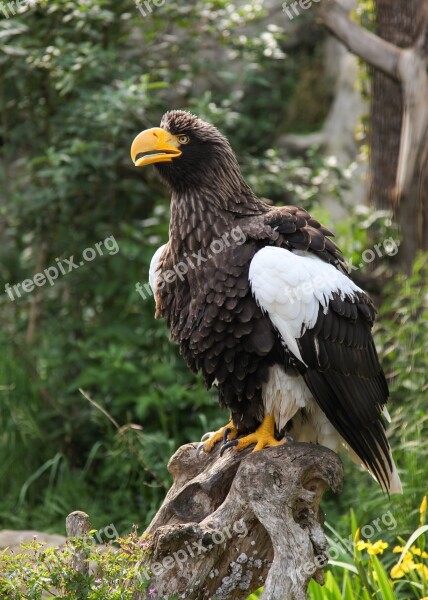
168,184,265,257
156,140,271,257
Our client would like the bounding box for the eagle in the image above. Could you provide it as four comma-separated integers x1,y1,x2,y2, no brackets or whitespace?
130,110,402,494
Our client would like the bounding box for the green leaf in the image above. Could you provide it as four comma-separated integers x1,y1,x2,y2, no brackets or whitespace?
370,555,396,600
394,525,428,569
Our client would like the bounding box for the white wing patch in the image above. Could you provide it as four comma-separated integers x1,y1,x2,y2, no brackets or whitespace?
248,246,363,364
149,244,167,293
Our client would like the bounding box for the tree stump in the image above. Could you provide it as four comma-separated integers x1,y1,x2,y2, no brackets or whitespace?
65,511,92,574
137,442,343,600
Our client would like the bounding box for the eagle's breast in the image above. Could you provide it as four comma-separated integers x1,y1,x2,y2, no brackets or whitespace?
151,224,284,431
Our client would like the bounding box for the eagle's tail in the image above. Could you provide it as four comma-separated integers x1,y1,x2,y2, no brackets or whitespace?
348,444,403,494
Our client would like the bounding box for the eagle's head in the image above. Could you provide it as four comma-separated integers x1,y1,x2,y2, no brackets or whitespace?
130,110,242,194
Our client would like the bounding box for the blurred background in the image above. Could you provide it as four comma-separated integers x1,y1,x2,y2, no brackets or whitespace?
0,0,426,578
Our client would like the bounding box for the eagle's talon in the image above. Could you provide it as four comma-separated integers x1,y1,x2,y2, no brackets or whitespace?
220,439,239,456
222,427,231,445
196,443,206,457
228,415,286,453
198,420,238,454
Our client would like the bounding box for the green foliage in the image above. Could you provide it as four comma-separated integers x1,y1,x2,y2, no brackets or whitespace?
308,496,428,600
0,533,151,599
244,147,349,205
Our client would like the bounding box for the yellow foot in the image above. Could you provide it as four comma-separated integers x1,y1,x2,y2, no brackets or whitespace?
197,420,238,455
220,415,285,455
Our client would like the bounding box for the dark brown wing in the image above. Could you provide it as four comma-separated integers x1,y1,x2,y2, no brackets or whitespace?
296,289,392,490
265,206,347,268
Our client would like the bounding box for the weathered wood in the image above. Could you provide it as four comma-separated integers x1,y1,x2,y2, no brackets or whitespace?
138,442,343,599
66,510,92,574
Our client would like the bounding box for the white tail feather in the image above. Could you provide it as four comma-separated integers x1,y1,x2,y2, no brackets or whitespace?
348,445,403,494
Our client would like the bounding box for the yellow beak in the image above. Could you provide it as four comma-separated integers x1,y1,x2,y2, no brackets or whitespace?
130,127,182,167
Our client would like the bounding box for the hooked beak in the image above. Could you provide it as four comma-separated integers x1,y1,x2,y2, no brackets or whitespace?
130,127,182,167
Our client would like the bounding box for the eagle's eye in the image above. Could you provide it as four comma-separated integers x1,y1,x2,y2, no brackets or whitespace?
177,134,190,145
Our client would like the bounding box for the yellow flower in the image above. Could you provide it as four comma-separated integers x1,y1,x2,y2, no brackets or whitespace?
367,540,389,555
392,545,405,553
356,541,368,552
410,545,428,558
420,496,427,524
390,550,419,579
354,528,361,544
391,564,406,579
356,539,388,555
415,564,428,580
401,551,416,566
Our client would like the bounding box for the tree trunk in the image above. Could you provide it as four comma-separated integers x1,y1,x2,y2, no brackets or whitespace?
134,442,343,600
370,0,428,269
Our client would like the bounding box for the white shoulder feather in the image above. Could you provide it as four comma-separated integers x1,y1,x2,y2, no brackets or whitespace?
149,244,167,292
249,246,362,363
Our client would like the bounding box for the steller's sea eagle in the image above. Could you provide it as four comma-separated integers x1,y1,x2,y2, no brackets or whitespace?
131,110,402,494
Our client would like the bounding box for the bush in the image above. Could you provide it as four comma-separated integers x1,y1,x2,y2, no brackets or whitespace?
0,531,151,600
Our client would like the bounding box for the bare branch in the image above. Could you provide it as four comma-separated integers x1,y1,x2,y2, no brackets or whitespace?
317,0,402,79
